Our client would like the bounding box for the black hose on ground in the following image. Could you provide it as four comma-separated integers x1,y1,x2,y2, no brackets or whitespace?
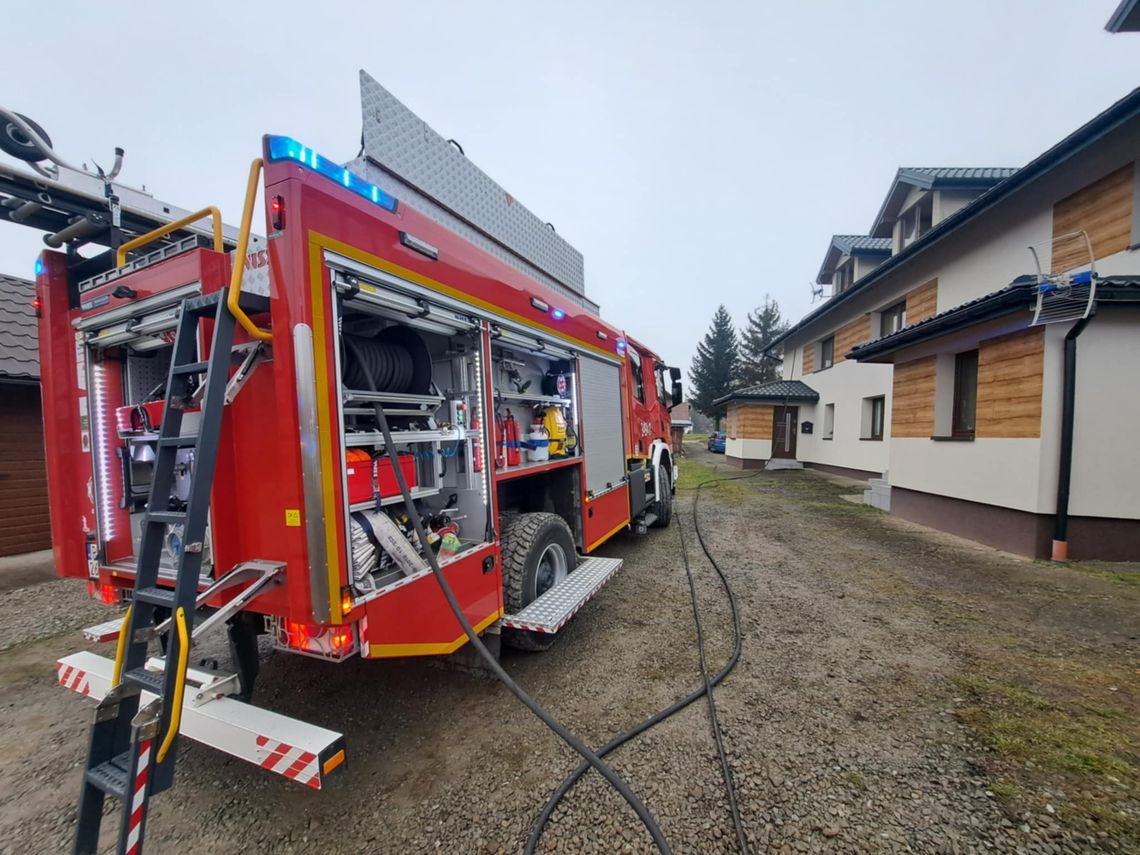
526,469,760,854
350,337,670,854
679,498,750,854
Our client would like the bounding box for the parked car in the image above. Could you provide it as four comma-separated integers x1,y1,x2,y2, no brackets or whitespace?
707,431,725,453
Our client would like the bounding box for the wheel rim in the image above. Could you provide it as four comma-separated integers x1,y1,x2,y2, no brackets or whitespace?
534,542,568,598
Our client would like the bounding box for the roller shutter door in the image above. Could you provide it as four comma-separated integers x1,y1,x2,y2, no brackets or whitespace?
578,355,626,494
0,384,51,556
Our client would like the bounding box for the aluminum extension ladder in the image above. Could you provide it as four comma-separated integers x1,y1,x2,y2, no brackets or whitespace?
72,289,266,855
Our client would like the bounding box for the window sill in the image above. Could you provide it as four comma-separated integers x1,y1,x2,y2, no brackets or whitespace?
821,436,833,441
930,435,975,442
860,437,883,442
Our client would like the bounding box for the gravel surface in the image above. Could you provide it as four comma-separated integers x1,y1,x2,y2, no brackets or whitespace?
0,443,1136,854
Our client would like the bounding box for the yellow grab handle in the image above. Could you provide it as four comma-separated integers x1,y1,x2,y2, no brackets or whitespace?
157,607,190,763
227,158,272,341
111,604,133,687
116,207,223,267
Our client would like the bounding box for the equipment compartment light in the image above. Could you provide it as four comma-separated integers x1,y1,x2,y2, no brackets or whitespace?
530,297,549,313
265,135,398,214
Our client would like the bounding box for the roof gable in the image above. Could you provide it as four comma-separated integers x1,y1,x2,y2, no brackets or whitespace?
869,167,1018,238
817,235,892,284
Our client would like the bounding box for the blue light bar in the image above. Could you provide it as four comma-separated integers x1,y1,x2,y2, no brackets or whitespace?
34,258,44,276
616,339,627,353
266,135,398,214
551,308,565,321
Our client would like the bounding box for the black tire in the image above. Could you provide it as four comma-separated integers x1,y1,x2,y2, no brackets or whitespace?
651,462,673,528
0,113,52,162
501,512,575,651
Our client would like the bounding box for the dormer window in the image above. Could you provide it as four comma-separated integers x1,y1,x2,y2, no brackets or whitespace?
898,196,934,249
833,261,854,294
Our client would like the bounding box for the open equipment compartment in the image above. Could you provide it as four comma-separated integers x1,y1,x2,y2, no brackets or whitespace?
489,327,581,475
80,299,217,581
332,279,492,599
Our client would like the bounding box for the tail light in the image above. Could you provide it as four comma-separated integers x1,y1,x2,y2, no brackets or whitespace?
88,582,123,605
270,195,285,230
273,618,357,661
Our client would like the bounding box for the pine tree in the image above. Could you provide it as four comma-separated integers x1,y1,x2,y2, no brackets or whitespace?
688,305,740,429
738,295,790,387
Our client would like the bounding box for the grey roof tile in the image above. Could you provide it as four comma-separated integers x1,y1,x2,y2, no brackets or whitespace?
714,379,819,406
831,235,892,255
0,274,39,380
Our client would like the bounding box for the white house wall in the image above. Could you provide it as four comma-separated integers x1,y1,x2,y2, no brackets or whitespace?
726,438,772,461
890,438,1045,512
1069,308,1140,519
793,359,892,475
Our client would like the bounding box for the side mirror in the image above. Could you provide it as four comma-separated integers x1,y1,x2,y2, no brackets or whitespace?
669,366,681,381
670,380,683,410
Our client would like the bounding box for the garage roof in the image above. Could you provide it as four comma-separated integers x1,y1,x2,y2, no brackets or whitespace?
0,274,38,381
714,379,819,406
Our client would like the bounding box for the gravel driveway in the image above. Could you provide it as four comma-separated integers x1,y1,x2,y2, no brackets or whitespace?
1,443,1136,854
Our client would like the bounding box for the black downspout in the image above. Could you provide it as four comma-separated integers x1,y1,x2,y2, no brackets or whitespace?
1052,317,1091,561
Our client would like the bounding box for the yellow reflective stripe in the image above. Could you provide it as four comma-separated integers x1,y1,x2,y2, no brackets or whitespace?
586,518,630,553
309,231,620,362
365,608,503,658
307,237,344,623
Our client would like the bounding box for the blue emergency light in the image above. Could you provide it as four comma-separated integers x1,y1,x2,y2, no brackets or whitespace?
266,135,398,214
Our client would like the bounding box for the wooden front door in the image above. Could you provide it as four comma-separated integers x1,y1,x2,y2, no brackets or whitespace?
772,406,798,459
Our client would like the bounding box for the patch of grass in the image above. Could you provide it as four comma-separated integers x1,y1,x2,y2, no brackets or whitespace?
683,433,708,444
988,780,1021,801
840,770,867,790
952,670,1140,841
1066,560,1140,589
675,456,730,492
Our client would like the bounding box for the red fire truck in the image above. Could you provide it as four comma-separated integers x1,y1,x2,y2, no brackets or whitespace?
3,74,680,852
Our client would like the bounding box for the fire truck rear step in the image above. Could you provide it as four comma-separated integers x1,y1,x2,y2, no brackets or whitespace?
501,556,623,634
58,651,346,791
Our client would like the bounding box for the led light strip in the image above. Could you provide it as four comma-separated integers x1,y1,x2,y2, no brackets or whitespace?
266,136,398,214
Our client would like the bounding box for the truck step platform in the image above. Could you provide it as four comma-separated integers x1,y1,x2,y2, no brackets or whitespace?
57,651,346,790
501,556,623,634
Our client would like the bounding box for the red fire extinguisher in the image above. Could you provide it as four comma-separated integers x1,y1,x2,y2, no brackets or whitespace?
505,411,521,466
471,414,483,472
494,414,507,469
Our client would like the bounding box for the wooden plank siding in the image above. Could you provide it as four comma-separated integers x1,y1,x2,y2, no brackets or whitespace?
891,356,937,438
833,316,871,364
976,328,1045,438
906,279,939,326
801,343,814,375
0,384,51,556
727,403,774,440
1052,163,1134,273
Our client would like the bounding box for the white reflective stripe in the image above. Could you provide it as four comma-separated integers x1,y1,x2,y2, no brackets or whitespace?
56,652,343,788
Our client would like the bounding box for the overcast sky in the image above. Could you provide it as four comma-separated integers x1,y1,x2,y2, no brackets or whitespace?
3,1,1138,372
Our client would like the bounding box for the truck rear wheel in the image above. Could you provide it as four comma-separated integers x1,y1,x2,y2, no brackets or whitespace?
501,512,575,651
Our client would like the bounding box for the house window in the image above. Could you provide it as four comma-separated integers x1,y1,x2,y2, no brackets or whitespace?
879,301,906,338
952,350,979,437
833,262,853,294
820,337,835,370
864,396,885,440
899,197,933,249
823,403,835,439
630,348,645,403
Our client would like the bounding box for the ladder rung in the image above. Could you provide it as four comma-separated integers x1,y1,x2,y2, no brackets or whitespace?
146,510,187,526
158,435,198,448
172,360,209,375
85,753,131,800
122,667,166,695
133,586,177,608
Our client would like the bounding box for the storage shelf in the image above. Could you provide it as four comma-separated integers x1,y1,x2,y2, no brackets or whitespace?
349,485,442,512
342,389,444,407
494,456,581,481
345,428,470,447
495,392,570,406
